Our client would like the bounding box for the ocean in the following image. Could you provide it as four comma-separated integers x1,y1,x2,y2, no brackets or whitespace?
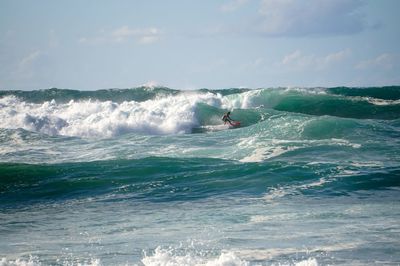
0,86,399,265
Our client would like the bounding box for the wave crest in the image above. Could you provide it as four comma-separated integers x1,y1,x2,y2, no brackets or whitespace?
0,92,224,137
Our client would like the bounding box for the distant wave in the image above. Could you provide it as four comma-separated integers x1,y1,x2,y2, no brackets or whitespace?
0,87,180,103
329,86,400,100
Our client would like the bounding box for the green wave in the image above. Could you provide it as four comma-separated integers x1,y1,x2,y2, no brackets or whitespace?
329,86,400,100
238,88,400,120
1,157,399,207
198,87,400,120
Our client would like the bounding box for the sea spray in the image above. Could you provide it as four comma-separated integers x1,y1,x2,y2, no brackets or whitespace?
0,92,223,137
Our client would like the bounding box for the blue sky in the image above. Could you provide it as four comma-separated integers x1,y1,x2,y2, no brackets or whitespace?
0,0,399,90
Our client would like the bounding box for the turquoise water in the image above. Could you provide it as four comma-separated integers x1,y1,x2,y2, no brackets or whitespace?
0,87,400,265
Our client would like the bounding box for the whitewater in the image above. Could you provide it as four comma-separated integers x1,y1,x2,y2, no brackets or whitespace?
1,86,400,265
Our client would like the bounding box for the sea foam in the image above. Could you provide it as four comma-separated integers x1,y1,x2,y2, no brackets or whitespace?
0,92,226,138
141,247,318,266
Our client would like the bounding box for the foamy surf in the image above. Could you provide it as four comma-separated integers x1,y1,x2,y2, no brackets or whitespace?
141,247,319,266
0,92,221,137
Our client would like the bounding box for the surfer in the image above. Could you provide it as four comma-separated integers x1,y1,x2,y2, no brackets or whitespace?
222,111,234,125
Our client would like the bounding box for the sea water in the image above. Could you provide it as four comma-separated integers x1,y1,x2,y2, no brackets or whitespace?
0,86,399,265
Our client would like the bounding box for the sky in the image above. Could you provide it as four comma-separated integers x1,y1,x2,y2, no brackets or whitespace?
0,0,399,90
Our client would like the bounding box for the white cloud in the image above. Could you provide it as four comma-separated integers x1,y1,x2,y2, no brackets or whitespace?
221,0,249,12
9,50,47,82
79,26,161,45
19,50,41,69
324,49,351,64
282,50,309,67
281,49,351,70
355,53,397,70
112,26,160,44
257,0,367,37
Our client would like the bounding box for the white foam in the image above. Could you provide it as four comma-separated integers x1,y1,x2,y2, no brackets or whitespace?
263,178,328,202
295,258,318,266
361,97,400,106
220,87,329,110
221,89,268,110
221,248,321,266
141,247,248,266
239,147,268,163
330,138,361,149
263,186,292,202
205,252,249,266
0,257,38,266
283,86,327,94
239,147,297,162
238,137,299,163
249,213,297,223
201,124,230,132
350,161,384,168
0,92,225,138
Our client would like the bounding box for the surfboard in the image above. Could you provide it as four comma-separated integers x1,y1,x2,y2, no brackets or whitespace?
229,121,241,128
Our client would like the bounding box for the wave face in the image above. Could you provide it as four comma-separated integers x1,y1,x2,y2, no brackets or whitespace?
1,86,400,265
1,158,399,207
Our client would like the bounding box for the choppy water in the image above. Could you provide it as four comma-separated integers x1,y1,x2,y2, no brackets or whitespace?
1,86,399,265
